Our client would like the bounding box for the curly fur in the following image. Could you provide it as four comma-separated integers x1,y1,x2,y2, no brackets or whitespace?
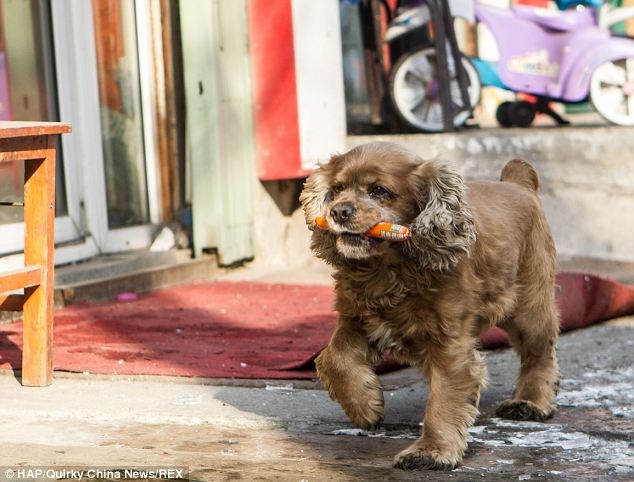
405,162,476,271
300,142,560,471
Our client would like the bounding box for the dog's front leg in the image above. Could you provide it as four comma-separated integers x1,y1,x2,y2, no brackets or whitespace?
394,343,486,470
315,321,384,430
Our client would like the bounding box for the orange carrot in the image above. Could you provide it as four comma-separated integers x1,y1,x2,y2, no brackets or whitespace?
366,222,412,241
314,216,329,229
314,216,411,242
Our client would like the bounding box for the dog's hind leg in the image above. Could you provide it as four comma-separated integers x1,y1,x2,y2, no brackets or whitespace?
496,210,560,422
496,282,560,421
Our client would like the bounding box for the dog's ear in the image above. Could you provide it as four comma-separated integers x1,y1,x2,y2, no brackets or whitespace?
299,164,331,227
404,162,476,271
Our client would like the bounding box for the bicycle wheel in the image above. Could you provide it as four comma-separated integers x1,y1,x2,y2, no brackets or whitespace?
389,47,481,132
590,57,634,126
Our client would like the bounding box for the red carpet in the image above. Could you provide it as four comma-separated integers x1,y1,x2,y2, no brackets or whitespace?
0,274,632,380
0,282,336,379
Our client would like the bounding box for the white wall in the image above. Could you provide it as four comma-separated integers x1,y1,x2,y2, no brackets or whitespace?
292,0,347,170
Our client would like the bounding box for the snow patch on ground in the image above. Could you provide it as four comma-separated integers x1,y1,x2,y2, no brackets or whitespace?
557,367,634,417
468,419,634,473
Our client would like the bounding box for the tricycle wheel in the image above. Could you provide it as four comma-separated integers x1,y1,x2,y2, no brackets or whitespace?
508,101,536,127
590,58,634,126
495,101,514,127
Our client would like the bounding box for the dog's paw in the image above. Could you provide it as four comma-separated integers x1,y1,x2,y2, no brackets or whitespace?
338,379,385,430
347,399,384,430
316,353,385,429
496,399,555,422
393,446,459,471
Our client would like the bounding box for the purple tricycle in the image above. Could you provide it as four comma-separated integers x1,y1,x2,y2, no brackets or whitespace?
387,0,634,131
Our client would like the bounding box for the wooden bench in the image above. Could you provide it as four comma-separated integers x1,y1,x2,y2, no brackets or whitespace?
0,121,71,386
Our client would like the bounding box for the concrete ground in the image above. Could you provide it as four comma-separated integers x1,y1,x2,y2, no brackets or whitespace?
1,258,633,482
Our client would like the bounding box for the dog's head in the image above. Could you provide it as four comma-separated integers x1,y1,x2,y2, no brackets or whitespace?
299,142,475,270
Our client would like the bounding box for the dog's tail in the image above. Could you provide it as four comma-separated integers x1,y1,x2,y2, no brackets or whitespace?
500,159,540,192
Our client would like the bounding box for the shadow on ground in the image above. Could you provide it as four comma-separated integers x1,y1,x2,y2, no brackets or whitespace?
207,322,633,481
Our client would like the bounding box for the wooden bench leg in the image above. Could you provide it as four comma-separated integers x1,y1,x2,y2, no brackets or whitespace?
21,135,56,387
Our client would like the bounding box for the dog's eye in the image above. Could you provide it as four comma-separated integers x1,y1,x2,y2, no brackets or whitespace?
369,185,392,199
331,183,344,194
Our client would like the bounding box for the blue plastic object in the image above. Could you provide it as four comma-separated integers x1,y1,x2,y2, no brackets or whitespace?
471,58,506,89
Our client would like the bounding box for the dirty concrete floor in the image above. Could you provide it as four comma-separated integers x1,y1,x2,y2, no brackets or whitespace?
2,254,634,481
1,310,632,481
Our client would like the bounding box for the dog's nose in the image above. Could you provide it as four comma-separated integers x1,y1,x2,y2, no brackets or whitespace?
330,202,355,224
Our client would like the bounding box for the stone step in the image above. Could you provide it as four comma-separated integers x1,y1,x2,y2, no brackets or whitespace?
54,250,219,306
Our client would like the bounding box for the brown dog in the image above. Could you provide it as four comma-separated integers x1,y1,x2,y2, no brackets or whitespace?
300,142,559,470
